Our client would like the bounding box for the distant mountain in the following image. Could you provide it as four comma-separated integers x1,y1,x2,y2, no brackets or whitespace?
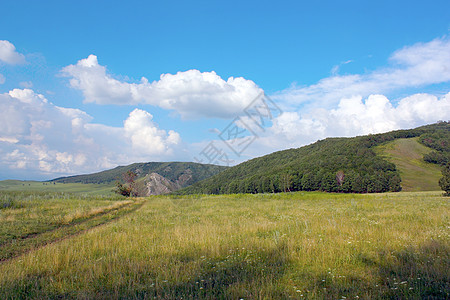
177,122,449,195
51,162,227,195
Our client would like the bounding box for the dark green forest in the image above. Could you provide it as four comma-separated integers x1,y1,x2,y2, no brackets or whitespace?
178,122,449,195
420,130,450,165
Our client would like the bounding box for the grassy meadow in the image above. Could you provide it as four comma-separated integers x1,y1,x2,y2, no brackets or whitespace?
0,191,448,299
0,191,142,261
0,180,115,195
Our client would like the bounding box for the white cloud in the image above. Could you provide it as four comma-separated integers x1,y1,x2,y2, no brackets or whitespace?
124,108,181,156
61,55,262,119
0,137,18,143
0,89,184,180
0,40,26,65
330,60,353,75
276,37,450,109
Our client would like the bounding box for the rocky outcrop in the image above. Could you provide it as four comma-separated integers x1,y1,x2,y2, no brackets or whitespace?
135,167,219,196
145,173,178,195
144,169,196,195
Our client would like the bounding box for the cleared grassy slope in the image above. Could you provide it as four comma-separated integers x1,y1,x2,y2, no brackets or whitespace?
376,137,442,191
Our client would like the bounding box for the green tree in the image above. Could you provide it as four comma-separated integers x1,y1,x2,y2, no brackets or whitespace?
351,173,366,193
114,181,131,197
387,171,402,192
340,170,355,192
301,173,316,191
114,170,138,197
280,173,292,192
439,163,450,196
320,172,337,192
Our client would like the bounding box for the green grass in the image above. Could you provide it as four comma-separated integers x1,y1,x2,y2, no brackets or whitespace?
376,137,443,191
0,191,141,261
0,191,448,299
0,180,115,195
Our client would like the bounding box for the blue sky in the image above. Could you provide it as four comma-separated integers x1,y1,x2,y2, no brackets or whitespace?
0,0,449,180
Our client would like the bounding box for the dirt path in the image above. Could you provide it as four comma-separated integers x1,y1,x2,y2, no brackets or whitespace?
0,199,145,262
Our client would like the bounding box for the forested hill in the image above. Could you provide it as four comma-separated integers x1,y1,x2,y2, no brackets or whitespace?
177,122,449,195
51,162,227,188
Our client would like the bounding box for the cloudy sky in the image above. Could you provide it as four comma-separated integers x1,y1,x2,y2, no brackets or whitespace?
1,0,449,180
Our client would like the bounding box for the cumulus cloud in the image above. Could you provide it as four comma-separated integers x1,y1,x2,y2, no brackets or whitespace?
276,37,450,108
61,55,262,119
0,89,184,179
124,108,181,156
0,40,26,65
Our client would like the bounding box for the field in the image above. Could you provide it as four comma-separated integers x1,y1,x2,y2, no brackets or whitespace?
0,191,142,262
0,180,115,195
375,137,442,192
0,191,448,299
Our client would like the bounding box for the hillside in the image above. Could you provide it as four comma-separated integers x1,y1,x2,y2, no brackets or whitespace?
375,138,442,191
178,122,449,195
51,162,227,195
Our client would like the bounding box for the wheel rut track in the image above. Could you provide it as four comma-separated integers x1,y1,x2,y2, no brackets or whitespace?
0,199,145,263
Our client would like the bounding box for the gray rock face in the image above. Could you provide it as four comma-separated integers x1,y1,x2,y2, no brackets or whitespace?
145,173,178,195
